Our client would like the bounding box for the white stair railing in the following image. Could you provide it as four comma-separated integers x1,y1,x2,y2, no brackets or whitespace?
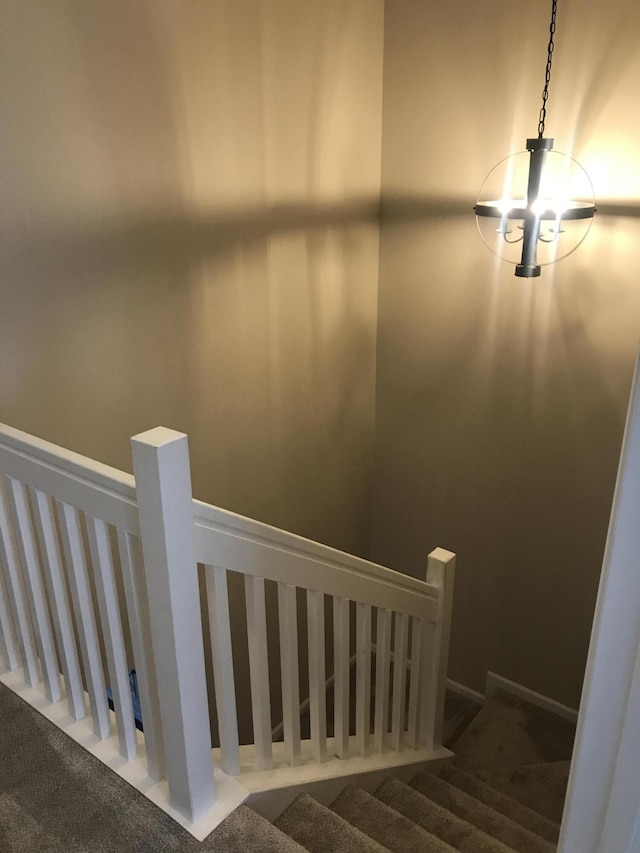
192,493,456,787
0,421,455,834
0,423,218,832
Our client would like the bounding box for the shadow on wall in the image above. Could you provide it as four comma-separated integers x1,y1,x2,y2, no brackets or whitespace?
0,0,384,558
559,0,640,149
371,197,640,708
373,0,640,711
0,198,380,550
2,198,380,285
0,0,385,751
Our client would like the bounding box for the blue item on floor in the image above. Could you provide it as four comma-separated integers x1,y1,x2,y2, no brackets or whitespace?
106,669,144,732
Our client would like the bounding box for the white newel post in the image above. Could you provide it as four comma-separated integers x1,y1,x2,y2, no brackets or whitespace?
419,548,456,750
131,428,215,822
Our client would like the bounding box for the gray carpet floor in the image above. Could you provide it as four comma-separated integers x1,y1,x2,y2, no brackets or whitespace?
0,682,573,851
0,682,210,852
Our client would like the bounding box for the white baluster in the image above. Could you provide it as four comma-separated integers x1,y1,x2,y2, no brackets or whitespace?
30,487,85,720
0,611,15,673
333,596,350,759
117,530,166,781
278,582,301,767
374,608,392,753
5,476,61,703
406,617,424,748
206,565,240,776
245,575,272,770
56,500,110,738
0,496,20,671
391,612,409,751
307,589,326,763
355,602,372,756
85,514,137,760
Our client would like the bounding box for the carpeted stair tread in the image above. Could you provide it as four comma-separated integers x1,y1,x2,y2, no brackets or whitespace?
410,771,555,853
440,765,560,844
274,793,389,853
210,805,308,853
331,785,457,853
375,776,517,853
451,690,575,771
471,761,571,824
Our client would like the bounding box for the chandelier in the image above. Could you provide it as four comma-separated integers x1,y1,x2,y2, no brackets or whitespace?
474,0,596,278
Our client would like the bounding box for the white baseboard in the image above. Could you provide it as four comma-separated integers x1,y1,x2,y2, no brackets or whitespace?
446,678,485,704
485,671,579,723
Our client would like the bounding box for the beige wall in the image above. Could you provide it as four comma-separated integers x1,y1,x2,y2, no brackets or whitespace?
0,0,383,559
4,0,638,717
374,0,640,707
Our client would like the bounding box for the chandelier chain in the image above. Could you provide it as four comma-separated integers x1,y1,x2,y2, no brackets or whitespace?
538,0,558,138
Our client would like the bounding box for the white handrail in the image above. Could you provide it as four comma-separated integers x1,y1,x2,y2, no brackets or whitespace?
0,423,137,533
0,424,437,617
193,499,438,619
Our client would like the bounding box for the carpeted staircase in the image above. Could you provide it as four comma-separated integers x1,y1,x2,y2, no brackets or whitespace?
0,683,575,851
210,690,575,853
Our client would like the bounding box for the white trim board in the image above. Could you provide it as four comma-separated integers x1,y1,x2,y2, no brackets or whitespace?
446,678,485,705
485,672,579,723
231,738,452,795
